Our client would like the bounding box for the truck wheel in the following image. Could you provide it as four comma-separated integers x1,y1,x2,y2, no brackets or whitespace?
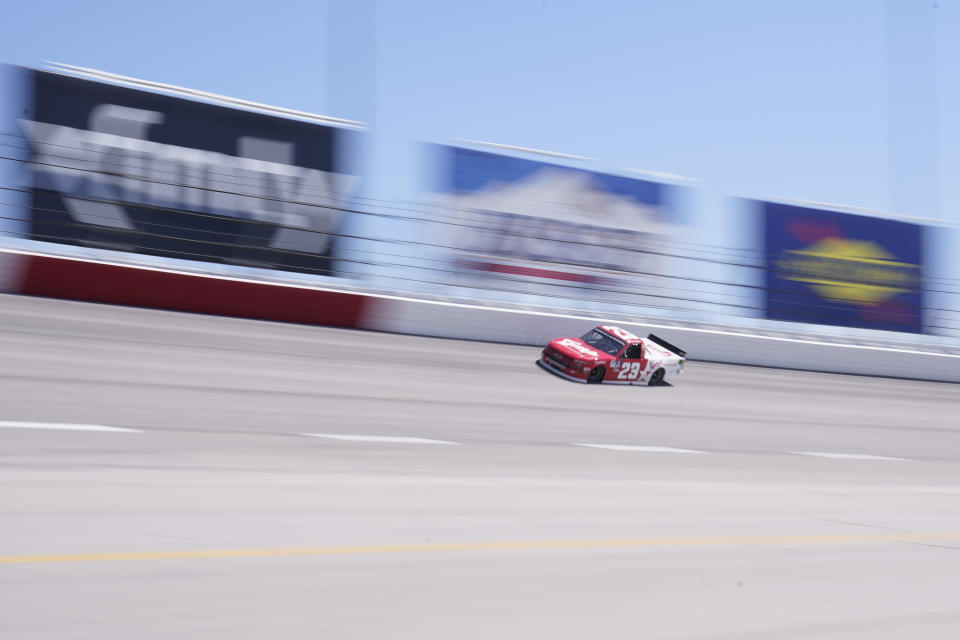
587,366,606,384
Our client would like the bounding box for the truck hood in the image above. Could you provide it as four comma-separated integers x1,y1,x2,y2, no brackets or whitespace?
548,337,613,363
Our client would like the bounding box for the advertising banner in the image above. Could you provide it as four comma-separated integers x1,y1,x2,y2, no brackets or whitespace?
763,202,924,333
436,145,676,305
22,70,357,276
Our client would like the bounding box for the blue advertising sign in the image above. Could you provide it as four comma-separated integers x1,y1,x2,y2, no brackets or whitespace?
764,202,924,333
437,145,676,300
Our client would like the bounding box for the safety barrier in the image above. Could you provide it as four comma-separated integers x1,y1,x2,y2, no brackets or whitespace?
1,248,957,383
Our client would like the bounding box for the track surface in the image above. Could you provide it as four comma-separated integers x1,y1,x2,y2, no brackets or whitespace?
1,294,959,639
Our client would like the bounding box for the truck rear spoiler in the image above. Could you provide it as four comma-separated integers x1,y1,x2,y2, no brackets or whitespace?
647,334,686,358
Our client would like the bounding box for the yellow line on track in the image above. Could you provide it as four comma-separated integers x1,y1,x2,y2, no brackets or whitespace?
3,532,960,565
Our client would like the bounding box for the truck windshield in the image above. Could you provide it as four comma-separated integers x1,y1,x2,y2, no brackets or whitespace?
579,329,624,356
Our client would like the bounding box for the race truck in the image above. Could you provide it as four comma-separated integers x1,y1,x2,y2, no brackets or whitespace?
537,325,686,385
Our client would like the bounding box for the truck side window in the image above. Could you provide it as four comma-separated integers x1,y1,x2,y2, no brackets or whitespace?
624,344,643,359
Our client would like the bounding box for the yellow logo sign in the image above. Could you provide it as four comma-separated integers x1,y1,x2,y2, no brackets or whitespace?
775,237,920,306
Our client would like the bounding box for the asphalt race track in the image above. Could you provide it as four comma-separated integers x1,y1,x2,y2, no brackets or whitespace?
2,293,959,640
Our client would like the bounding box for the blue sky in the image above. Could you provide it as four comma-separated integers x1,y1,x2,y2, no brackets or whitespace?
0,0,955,222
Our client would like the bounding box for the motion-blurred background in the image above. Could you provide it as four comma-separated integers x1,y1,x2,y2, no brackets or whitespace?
1,0,958,340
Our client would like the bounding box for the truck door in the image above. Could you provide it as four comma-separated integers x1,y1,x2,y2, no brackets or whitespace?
614,343,646,382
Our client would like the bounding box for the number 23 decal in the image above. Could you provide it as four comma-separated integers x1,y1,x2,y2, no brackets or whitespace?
617,362,643,380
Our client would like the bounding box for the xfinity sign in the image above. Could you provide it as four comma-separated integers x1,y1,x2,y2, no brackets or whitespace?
24,70,358,276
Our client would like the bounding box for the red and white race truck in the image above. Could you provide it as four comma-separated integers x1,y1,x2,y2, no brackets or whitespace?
537,325,686,386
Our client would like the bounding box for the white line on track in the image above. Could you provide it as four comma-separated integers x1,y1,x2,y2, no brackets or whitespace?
791,451,911,461
573,443,707,454
300,433,460,445
0,421,142,433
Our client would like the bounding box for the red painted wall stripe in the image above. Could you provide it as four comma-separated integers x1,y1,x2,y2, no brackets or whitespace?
20,255,369,328
460,260,604,284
